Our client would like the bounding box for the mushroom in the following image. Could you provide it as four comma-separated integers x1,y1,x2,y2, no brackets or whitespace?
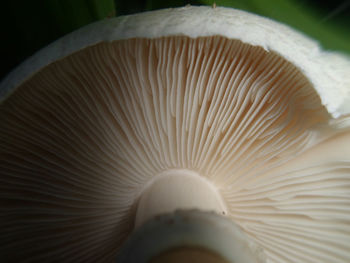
1,5,350,263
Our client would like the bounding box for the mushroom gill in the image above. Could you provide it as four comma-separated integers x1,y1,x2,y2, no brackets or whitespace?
1,36,349,262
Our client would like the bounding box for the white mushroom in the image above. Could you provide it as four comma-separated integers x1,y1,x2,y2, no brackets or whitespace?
1,6,350,263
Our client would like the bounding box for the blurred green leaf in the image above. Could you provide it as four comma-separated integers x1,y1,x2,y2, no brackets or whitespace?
199,0,350,54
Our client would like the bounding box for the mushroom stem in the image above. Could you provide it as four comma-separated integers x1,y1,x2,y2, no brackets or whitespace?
119,211,267,263
135,169,227,228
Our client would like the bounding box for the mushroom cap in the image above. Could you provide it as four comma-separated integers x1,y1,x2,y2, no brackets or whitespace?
1,6,350,117
1,5,350,263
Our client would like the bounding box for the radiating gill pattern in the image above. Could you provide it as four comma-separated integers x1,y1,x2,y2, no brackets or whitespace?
224,160,350,262
1,36,348,262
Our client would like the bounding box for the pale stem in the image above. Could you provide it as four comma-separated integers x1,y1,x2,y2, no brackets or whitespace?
135,169,228,228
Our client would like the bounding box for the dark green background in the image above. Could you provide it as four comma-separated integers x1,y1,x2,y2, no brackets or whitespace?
1,0,349,81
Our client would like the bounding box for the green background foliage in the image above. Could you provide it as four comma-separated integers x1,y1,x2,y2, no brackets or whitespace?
1,0,349,80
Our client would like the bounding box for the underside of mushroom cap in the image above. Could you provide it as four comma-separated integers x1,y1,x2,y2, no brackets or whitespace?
1,6,350,263
1,6,350,118
1,34,350,263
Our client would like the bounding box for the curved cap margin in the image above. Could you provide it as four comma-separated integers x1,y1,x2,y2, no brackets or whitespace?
1,6,350,117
